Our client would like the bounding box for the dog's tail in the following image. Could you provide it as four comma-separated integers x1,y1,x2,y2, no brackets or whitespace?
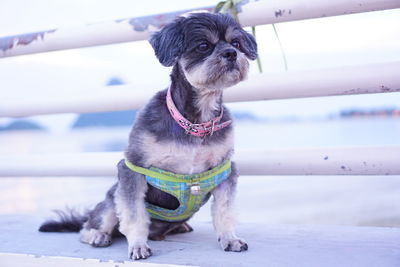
39,208,88,232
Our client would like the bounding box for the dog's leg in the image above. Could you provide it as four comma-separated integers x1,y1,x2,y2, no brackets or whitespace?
80,184,118,247
211,162,248,252
115,160,152,260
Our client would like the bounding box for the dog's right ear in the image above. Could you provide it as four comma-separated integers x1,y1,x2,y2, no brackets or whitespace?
149,18,185,67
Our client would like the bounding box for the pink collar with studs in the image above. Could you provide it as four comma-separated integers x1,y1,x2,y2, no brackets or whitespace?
166,86,232,137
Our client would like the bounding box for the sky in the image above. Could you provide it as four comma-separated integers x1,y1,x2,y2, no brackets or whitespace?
0,1,399,131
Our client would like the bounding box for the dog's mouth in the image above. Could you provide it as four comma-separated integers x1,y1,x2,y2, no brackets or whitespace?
199,63,243,91
225,62,240,72
213,62,240,78
218,62,242,79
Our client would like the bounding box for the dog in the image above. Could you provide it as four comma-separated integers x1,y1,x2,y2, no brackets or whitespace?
39,12,257,260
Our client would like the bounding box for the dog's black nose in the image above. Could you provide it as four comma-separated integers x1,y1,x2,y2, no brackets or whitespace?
222,49,237,62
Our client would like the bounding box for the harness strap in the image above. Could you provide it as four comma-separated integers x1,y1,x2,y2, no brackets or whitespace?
124,159,231,183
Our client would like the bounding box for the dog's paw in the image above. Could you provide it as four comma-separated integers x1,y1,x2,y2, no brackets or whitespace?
91,232,112,247
80,228,112,247
218,235,248,252
129,242,152,260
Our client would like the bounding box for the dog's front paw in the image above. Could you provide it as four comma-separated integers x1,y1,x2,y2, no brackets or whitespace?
128,242,152,260
218,234,248,252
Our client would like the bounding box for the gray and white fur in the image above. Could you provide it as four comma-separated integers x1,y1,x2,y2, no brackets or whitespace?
39,12,257,260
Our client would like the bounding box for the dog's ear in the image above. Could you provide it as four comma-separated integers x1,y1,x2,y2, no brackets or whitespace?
149,18,185,67
240,30,258,60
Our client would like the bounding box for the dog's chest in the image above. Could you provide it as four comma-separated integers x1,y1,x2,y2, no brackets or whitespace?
141,133,233,174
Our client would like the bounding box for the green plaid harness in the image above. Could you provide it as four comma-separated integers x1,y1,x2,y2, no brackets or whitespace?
124,159,232,222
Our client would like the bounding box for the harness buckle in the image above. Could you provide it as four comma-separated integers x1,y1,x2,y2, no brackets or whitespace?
190,183,201,195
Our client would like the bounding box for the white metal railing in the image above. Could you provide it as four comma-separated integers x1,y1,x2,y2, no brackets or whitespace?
0,146,399,177
0,0,399,58
1,1,400,177
1,62,399,117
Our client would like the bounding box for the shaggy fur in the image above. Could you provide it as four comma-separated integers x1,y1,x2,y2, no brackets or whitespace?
39,12,257,260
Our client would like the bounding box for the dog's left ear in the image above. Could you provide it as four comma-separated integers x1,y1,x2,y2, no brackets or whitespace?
149,18,185,67
241,30,258,60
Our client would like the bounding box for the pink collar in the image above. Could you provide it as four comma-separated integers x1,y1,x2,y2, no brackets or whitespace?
166,86,232,137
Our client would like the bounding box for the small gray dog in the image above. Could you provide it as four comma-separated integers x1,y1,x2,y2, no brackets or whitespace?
39,12,257,260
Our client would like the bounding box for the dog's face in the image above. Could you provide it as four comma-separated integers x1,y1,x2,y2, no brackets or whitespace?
150,13,257,91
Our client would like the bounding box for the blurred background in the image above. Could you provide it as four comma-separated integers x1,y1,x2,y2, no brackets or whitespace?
0,1,400,227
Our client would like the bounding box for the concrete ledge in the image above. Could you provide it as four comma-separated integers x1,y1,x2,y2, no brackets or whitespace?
1,215,400,267
0,253,191,267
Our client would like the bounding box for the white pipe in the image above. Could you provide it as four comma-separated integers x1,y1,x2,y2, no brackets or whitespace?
225,61,400,103
238,146,400,175
1,62,399,118
238,0,400,27
1,0,399,58
0,146,399,177
0,7,209,58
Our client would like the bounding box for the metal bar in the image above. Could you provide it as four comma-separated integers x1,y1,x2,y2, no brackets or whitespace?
238,146,400,175
0,146,399,177
0,6,211,58
1,0,399,58
238,0,400,27
225,61,400,103
1,62,399,118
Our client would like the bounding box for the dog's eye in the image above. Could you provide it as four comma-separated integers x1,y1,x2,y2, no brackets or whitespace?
231,40,240,49
197,42,210,52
